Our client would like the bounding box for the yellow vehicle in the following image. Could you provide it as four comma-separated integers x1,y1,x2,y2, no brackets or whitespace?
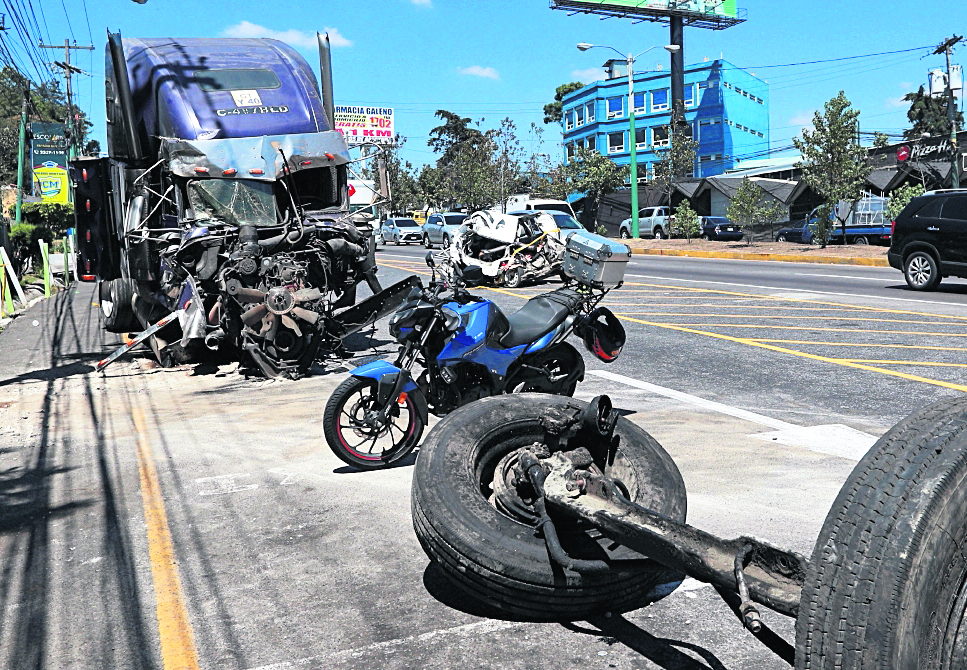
408,210,427,225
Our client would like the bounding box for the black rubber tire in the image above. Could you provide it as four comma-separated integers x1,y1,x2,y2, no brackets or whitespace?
904,251,941,291
394,235,401,246
101,278,139,333
443,235,451,248
412,394,687,620
795,397,967,669
853,236,868,245
620,229,631,239
503,268,522,288
653,228,665,240
777,234,788,242
424,234,433,249
505,341,582,396
701,233,710,241
323,377,424,470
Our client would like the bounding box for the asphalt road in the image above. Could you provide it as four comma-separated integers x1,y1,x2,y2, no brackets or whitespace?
0,249,964,670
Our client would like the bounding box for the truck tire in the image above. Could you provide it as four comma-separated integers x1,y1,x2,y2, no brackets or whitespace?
412,394,687,621
620,228,631,239
795,397,967,669
653,228,665,240
904,251,941,291
100,278,140,333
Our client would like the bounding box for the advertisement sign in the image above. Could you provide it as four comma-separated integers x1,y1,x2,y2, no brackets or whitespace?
553,0,737,19
334,106,395,146
30,122,70,204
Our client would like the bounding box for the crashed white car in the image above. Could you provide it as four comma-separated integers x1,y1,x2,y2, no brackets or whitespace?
450,210,567,288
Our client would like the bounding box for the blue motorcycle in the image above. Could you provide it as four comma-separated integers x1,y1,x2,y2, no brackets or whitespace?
323,253,625,470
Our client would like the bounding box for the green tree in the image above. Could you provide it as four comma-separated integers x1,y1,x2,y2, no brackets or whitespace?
543,82,584,124
428,110,486,165
550,147,628,228
793,91,871,248
373,135,420,214
886,183,926,221
901,85,964,141
726,177,787,245
672,200,700,242
653,124,699,207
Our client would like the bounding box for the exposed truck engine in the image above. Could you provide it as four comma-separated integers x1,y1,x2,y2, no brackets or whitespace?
72,33,402,377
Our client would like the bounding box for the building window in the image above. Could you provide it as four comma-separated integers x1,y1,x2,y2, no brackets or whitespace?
575,105,585,127
565,110,574,130
754,96,763,104
633,92,645,113
635,127,647,149
607,97,624,119
608,132,624,153
698,79,718,89
566,142,575,159
700,154,721,163
587,135,596,152
586,102,595,122
652,126,670,148
684,84,695,107
651,89,669,112
756,131,764,138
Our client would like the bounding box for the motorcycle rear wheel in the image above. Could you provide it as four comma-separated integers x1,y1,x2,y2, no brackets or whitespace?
323,377,425,470
505,342,583,396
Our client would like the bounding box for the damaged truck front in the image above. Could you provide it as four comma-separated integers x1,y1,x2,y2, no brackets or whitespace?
73,34,392,377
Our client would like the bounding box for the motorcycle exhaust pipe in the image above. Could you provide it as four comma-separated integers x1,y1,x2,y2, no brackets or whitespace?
205,328,226,351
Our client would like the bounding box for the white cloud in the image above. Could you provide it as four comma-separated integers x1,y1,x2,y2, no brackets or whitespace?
412,0,432,6
221,21,352,49
457,65,500,80
885,96,907,109
570,67,603,84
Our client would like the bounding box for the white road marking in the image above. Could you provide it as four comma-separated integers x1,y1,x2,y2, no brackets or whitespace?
587,370,878,461
588,370,796,430
794,272,894,281
195,473,258,496
621,273,966,307
246,619,520,669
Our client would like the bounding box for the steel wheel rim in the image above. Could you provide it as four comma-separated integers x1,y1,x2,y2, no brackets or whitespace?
908,256,931,286
336,385,416,460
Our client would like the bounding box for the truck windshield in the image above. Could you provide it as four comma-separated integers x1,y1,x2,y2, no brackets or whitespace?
188,179,275,226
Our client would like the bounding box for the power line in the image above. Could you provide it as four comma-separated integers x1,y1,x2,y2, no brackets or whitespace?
736,45,933,69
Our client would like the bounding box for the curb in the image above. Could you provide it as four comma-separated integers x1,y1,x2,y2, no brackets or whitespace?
629,248,890,267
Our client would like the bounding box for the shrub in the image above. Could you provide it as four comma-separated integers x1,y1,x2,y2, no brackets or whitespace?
8,202,73,238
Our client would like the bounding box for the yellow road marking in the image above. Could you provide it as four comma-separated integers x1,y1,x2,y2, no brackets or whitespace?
654,323,967,337
611,312,967,325
616,315,967,393
131,407,201,670
749,339,967,352
623,282,967,321
834,359,967,367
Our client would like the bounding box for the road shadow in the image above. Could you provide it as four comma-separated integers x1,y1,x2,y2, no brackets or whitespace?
331,449,419,474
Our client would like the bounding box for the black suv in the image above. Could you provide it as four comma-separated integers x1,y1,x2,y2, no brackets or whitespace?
888,189,967,290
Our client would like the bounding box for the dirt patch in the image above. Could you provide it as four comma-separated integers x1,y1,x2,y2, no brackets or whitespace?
622,238,890,260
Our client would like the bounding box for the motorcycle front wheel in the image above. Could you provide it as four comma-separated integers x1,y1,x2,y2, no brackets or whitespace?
323,377,425,470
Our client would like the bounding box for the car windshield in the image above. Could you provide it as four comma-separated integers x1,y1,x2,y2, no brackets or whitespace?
187,179,275,226
443,215,467,226
551,214,583,230
532,203,570,213
396,219,419,227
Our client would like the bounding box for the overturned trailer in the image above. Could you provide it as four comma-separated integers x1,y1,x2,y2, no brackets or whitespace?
74,34,403,377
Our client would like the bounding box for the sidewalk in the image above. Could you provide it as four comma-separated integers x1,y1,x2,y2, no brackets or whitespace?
621,239,890,267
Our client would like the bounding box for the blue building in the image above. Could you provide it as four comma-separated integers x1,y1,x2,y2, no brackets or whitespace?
560,58,769,180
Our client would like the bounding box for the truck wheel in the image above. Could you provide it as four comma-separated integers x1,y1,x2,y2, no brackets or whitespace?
100,278,139,333
904,251,941,291
620,228,631,240
412,394,687,621
853,236,868,245
653,228,665,240
795,397,967,669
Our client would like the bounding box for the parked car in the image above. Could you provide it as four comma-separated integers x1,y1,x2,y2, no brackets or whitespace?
378,218,423,245
699,216,744,241
775,220,819,244
888,189,967,291
619,206,674,239
422,212,468,248
503,194,576,218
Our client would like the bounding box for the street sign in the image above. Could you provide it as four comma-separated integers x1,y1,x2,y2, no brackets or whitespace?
30,122,70,204
897,145,910,162
334,106,395,146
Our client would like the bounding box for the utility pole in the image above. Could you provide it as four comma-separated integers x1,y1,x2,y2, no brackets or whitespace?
39,40,94,158
15,91,26,223
934,35,962,189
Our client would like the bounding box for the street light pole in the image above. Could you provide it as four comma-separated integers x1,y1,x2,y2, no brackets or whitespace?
934,35,962,189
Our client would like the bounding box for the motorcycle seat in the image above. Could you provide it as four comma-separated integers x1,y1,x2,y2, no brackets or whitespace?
498,292,574,348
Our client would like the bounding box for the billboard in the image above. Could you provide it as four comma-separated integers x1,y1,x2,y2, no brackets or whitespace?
551,0,744,28
30,122,70,204
334,106,395,146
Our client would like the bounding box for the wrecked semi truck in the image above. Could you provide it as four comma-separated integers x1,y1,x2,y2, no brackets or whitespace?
73,33,400,377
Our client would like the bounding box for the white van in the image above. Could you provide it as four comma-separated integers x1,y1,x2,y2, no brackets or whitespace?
504,194,576,218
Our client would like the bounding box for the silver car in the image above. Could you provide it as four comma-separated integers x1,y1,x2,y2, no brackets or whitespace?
377,218,423,245
422,212,468,248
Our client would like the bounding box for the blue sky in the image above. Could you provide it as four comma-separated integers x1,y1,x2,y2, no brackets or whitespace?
26,1,963,169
